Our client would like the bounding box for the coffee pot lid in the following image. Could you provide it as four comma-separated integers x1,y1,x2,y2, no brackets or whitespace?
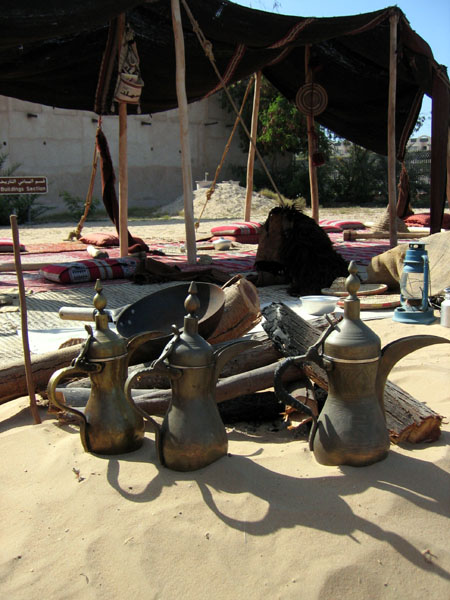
86,280,127,361
164,282,214,367
323,262,381,361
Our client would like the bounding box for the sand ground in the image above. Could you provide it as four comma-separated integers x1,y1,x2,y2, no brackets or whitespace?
1,200,449,600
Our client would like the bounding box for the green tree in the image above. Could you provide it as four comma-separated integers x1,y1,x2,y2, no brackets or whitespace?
222,76,331,197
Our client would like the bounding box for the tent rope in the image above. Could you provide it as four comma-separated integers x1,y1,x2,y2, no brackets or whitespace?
67,119,102,241
181,0,285,206
195,76,254,228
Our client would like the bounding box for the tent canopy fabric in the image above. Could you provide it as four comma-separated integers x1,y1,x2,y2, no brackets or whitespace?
1,0,448,160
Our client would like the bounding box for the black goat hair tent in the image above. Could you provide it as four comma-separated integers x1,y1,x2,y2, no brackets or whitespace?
0,0,448,225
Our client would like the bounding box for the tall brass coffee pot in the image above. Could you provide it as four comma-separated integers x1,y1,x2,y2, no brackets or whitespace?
47,281,158,455
125,282,258,471
275,262,449,467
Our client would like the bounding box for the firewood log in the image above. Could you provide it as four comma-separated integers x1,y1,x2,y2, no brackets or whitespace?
208,275,262,343
57,360,303,417
0,344,83,404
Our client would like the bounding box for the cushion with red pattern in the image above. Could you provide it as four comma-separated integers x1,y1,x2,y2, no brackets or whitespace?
404,213,450,229
319,219,366,231
0,237,25,252
40,257,138,283
210,221,262,238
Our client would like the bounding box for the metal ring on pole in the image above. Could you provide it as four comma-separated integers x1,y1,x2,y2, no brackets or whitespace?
295,82,328,116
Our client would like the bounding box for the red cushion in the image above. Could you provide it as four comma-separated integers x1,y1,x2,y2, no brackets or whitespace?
79,232,148,251
0,237,25,252
404,213,450,229
79,232,119,247
319,223,342,233
40,257,138,283
211,221,262,237
319,219,366,231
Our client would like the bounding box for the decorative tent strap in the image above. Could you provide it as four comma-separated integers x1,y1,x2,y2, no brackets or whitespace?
113,23,144,111
180,0,285,206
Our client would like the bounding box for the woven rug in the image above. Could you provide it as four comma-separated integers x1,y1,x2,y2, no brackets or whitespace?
0,244,257,293
328,233,394,264
20,242,88,253
0,235,411,294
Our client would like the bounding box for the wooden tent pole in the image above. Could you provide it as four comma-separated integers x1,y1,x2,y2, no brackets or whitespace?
10,215,41,424
387,12,399,247
447,127,450,208
117,15,128,258
245,71,262,221
305,45,319,223
171,0,196,264
118,102,128,257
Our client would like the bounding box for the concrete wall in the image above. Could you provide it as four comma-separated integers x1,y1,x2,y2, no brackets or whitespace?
0,94,247,215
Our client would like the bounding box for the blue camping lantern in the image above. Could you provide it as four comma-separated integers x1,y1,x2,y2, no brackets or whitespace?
393,242,435,324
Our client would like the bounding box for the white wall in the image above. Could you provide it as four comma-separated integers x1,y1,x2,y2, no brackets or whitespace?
0,94,247,215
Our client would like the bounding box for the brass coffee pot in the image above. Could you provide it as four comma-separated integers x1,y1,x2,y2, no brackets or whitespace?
275,262,450,467
125,282,258,471
47,280,158,455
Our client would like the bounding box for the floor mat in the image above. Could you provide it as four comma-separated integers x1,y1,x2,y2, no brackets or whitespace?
0,235,411,294
0,245,257,293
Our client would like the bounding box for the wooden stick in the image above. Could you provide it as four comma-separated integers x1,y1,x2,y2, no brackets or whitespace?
305,45,319,223
117,14,129,258
0,261,56,272
245,71,262,221
343,230,429,242
171,0,197,265
9,215,41,424
387,12,399,248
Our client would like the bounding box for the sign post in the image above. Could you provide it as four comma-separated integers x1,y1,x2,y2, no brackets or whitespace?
0,177,48,195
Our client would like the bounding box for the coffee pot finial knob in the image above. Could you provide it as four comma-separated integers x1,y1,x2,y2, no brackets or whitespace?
93,279,107,313
345,261,360,299
184,281,200,317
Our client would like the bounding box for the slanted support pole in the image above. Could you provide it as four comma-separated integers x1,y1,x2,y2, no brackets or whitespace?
245,71,262,221
387,12,399,247
10,215,41,424
305,45,319,223
171,0,196,264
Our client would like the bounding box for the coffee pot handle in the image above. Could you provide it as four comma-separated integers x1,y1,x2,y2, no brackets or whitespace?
274,355,318,449
47,362,101,452
124,363,178,466
124,328,182,465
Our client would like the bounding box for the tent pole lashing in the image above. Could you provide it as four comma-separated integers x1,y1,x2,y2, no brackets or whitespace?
181,0,284,207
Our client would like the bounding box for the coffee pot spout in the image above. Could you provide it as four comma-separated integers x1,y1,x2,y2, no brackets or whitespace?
376,335,450,413
213,339,261,381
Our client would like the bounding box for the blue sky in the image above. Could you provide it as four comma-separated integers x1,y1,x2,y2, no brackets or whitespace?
232,1,450,136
